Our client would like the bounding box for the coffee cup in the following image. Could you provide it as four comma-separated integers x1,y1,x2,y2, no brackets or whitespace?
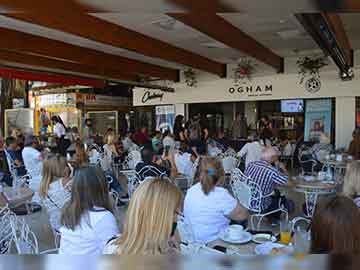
226,226,243,239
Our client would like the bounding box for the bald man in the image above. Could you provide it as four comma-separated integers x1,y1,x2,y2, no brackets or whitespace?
245,147,295,218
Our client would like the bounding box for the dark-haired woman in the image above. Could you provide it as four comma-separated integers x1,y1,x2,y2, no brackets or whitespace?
173,115,186,142
311,196,360,254
59,166,119,255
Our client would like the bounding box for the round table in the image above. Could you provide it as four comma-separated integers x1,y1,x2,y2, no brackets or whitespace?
292,178,337,218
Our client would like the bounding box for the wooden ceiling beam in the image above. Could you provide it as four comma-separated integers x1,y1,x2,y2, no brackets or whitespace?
0,0,101,12
296,13,353,73
0,27,179,81
164,0,237,12
168,13,284,72
322,13,353,66
0,49,138,82
5,12,226,77
317,0,360,12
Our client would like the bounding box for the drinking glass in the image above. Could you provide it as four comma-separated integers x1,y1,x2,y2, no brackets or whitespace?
293,228,311,255
280,214,291,245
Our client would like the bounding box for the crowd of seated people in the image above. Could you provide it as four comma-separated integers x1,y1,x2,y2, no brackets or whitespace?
2,114,360,257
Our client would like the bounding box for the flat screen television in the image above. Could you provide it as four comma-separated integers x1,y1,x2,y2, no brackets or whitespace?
281,99,304,113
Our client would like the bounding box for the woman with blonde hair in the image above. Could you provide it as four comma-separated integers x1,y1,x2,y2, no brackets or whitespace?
184,156,248,243
102,131,119,172
104,178,182,255
343,160,360,208
40,154,72,231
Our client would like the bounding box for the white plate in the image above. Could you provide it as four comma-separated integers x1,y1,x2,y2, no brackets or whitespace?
254,242,293,255
252,233,277,244
219,231,252,244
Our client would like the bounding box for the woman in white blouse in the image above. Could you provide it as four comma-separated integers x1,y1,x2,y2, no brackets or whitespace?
59,166,119,255
39,154,72,231
184,157,248,244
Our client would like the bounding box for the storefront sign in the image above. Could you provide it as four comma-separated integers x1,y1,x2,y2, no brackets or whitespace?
142,91,164,103
38,93,76,108
155,105,175,133
304,99,332,142
228,84,273,97
82,94,131,107
133,68,360,106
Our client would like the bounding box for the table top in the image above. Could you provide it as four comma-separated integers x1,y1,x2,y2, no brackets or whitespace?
292,179,337,189
0,187,34,208
208,239,257,255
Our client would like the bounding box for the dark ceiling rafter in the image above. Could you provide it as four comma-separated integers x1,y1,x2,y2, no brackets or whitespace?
165,0,237,13
322,13,353,66
4,11,227,77
317,0,360,12
0,0,102,12
0,27,180,82
168,13,284,72
0,49,138,82
296,13,353,74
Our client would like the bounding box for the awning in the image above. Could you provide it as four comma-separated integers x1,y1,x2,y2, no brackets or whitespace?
0,67,105,88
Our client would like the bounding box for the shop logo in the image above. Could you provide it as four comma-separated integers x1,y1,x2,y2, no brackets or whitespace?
305,77,321,93
142,91,164,103
228,84,273,97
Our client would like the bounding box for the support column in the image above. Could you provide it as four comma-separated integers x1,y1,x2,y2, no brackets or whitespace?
335,97,355,149
174,103,185,117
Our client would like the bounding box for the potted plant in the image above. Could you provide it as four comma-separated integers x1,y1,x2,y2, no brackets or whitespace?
183,68,197,87
233,58,257,85
297,55,328,84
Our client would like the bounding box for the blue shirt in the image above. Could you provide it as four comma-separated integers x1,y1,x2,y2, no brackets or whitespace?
244,160,288,211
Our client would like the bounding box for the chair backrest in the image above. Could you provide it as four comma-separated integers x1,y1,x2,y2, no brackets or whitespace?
177,214,196,244
127,173,141,197
230,168,263,213
230,169,252,209
125,151,142,170
222,156,239,174
9,216,39,254
136,164,167,181
223,148,237,158
0,206,14,254
4,150,17,178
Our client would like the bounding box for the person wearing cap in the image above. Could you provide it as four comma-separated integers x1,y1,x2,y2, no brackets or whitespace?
244,147,295,219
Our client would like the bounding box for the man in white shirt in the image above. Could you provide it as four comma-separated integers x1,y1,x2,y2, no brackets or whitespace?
237,134,264,168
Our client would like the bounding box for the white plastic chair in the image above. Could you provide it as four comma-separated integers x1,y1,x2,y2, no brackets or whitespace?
223,148,237,158
222,156,240,175
230,168,287,229
8,216,39,254
123,151,142,170
0,205,15,254
177,214,196,244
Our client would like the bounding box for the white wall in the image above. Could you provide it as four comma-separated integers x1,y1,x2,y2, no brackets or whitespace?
134,68,360,106
336,97,355,149
174,103,185,116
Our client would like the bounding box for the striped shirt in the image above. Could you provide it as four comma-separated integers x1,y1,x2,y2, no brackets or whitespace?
244,160,288,211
